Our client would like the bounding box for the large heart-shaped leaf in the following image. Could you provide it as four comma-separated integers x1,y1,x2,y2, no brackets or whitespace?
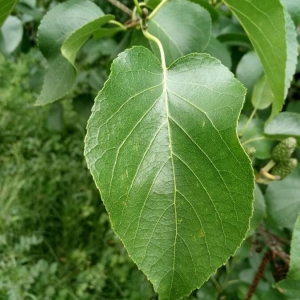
85,46,253,299
222,0,298,120
148,0,211,66
0,0,18,27
36,0,114,105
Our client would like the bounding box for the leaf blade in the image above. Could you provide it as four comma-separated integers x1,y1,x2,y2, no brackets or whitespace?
85,46,254,299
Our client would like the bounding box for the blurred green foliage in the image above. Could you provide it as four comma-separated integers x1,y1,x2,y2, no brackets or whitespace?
0,52,156,300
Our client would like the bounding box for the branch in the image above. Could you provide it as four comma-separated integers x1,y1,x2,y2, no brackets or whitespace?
107,0,133,16
245,250,271,300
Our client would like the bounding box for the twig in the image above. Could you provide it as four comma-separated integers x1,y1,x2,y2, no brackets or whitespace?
258,225,290,266
107,0,133,16
245,250,271,300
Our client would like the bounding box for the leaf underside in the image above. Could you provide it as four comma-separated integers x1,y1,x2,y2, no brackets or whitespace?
85,47,253,300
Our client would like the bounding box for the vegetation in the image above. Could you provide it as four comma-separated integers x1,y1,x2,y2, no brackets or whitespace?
0,0,300,299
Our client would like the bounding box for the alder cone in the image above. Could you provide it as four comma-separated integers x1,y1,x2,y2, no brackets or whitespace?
271,158,298,179
271,137,297,162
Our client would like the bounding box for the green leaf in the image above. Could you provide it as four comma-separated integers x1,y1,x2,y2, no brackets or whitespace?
265,166,300,230
0,16,23,54
203,37,232,69
36,0,113,105
148,0,211,66
61,15,114,63
287,212,300,280
85,46,254,300
236,51,263,102
264,112,300,140
0,0,18,27
251,75,273,110
277,280,300,299
189,0,219,22
222,0,298,120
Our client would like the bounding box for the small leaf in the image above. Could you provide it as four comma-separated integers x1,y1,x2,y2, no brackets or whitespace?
85,46,254,300
61,15,114,64
0,0,18,27
0,16,23,54
148,0,211,66
36,0,113,105
264,112,300,140
265,166,300,230
251,75,273,110
203,37,232,69
222,0,298,120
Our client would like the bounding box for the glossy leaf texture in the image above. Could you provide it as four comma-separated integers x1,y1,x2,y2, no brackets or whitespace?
85,46,254,300
36,0,113,105
148,0,211,66
222,0,298,120
0,0,17,27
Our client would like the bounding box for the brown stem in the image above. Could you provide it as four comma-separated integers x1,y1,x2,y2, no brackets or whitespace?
245,250,271,300
257,225,290,266
107,0,133,16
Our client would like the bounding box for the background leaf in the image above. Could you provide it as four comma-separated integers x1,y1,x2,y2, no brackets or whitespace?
236,51,263,103
148,0,211,66
203,37,232,69
265,166,300,230
264,112,300,141
37,0,112,105
251,75,273,110
281,0,300,27
222,0,298,120
288,212,300,280
85,46,253,300
0,0,18,27
0,16,23,54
